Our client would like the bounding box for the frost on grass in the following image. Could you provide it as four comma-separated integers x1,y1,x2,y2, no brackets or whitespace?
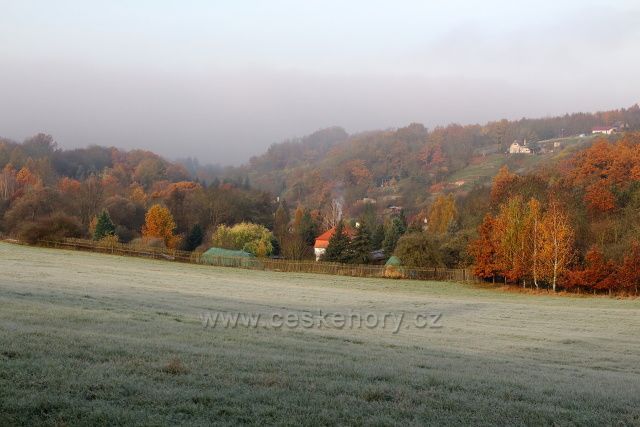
0,242,639,425
161,357,189,375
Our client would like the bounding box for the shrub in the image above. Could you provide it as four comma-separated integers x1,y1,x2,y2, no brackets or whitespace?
97,234,119,248
18,214,82,244
130,237,166,249
211,222,274,257
393,232,443,268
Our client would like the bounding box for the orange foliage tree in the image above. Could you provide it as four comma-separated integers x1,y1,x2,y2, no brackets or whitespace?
468,214,500,282
470,196,574,291
583,181,616,214
491,166,517,204
57,177,81,194
568,134,640,214
142,204,179,248
616,241,640,294
565,246,616,294
16,167,40,188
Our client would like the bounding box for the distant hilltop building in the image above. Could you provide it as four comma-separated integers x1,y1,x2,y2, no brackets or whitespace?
509,140,532,154
592,126,617,135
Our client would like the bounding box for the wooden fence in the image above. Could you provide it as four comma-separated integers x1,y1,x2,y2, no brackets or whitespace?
35,238,477,283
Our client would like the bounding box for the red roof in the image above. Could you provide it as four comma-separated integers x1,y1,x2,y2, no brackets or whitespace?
592,126,616,131
314,225,355,249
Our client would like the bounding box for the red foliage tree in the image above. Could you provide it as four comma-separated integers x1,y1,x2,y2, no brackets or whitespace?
565,246,617,293
617,241,640,295
469,214,500,282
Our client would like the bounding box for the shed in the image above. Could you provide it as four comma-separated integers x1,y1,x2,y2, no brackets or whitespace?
385,256,401,267
200,247,261,268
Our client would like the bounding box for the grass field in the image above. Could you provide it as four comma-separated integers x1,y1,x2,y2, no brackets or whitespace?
1,242,640,425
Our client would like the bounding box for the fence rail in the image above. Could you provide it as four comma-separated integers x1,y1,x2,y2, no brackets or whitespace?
35,239,476,282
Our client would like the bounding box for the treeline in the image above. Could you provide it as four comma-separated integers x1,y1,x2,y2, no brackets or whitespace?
0,134,274,249
467,133,640,294
230,105,640,218
2,114,640,295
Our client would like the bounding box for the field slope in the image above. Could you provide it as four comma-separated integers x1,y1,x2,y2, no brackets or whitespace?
1,242,639,425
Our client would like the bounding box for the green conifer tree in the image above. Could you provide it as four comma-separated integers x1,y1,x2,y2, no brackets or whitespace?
300,209,318,246
382,217,406,255
372,223,385,250
323,221,350,263
93,210,116,240
348,223,372,264
183,224,204,251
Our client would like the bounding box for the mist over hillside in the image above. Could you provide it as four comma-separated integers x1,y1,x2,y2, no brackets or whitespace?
212,104,640,216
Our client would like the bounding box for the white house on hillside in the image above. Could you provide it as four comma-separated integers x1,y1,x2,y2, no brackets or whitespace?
509,140,532,154
592,126,617,135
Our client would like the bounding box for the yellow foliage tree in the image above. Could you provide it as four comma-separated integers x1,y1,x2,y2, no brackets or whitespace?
88,215,98,237
538,200,575,292
130,183,147,204
427,194,457,234
494,195,529,284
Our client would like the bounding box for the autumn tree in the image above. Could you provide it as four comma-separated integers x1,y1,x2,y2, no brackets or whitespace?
16,166,40,188
526,198,543,288
163,182,201,234
142,204,179,248
103,196,146,242
494,196,530,284
565,246,615,294
420,143,448,174
211,222,274,257
427,194,457,234
0,165,17,201
617,241,640,294
491,166,517,204
281,205,308,260
77,175,104,226
134,158,167,189
17,213,82,244
3,187,62,232
538,200,575,291
468,214,500,282
583,181,616,214
342,159,373,186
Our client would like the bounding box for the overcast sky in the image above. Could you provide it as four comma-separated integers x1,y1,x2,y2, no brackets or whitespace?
1,1,639,164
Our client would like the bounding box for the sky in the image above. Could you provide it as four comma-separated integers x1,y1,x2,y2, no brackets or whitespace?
1,1,639,165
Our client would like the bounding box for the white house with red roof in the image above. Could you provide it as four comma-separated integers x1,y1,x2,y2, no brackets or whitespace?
313,225,355,261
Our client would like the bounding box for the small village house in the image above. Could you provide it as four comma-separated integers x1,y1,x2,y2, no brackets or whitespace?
509,140,532,154
592,126,617,135
313,225,355,261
